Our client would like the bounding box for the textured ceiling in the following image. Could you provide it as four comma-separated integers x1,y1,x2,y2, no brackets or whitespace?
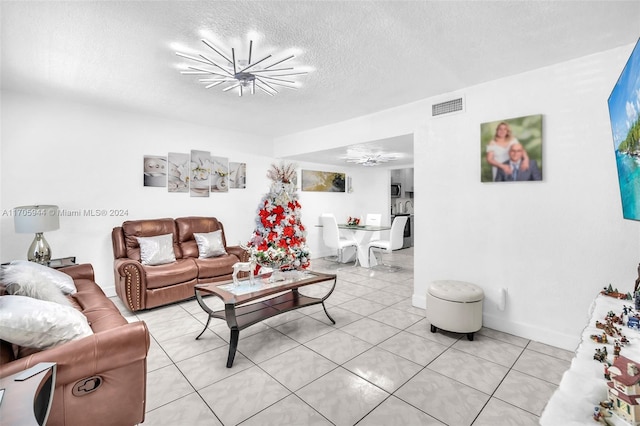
2,1,639,166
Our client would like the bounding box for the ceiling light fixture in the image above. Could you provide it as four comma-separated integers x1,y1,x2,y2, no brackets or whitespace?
344,154,399,167
176,36,308,97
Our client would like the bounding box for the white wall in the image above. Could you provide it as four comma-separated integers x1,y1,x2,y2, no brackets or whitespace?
276,43,640,351
0,91,385,295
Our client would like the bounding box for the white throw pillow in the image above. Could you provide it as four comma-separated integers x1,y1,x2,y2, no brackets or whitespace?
193,230,227,259
4,277,71,307
136,233,176,265
0,295,93,350
1,260,76,295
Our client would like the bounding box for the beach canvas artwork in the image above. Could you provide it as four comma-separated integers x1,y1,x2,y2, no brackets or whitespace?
608,38,640,221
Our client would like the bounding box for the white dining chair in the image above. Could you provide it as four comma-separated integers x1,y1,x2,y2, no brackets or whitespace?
320,213,359,266
365,213,382,240
367,215,408,270
365,213,381,226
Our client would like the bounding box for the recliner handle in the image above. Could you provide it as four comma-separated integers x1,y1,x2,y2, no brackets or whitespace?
72,376,103,396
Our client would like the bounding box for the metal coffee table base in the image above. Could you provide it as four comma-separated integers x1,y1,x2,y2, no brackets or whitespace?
195,275,337,367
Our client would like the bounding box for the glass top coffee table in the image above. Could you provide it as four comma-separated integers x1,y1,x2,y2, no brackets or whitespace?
194,270,338,367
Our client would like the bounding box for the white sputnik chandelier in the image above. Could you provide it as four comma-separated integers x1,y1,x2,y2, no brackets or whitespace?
341,146,399,167
345,154,399,167
176,35,308,97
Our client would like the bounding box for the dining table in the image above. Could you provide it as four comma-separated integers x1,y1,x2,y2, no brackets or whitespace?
335,223,391,268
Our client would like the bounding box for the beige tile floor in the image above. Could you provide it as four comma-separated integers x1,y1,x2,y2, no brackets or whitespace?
111,248,573,426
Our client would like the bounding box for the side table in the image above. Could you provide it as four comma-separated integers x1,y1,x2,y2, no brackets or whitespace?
0,362,57,426
46,256,76,269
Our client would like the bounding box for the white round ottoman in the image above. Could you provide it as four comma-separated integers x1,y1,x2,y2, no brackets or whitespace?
427,280,484,341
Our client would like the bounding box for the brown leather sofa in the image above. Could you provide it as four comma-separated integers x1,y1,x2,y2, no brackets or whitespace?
0,263,149,426
112,216,249,311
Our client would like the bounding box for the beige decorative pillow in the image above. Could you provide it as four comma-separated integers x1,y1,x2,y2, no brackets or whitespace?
136,234,176,265
194,230,227,259
0,295,93,349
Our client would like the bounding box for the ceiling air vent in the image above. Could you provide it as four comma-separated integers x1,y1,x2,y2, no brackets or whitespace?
432,97,464,117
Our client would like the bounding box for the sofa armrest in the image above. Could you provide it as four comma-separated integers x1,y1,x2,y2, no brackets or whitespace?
60,263,95,281
113,259,147,311
226,245,249,263
0,321,149,386
112,226,127,259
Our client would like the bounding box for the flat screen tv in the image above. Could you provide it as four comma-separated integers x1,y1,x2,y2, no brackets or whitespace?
608,38,640,221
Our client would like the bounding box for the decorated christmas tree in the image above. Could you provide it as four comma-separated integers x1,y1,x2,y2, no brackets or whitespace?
246,162,310,270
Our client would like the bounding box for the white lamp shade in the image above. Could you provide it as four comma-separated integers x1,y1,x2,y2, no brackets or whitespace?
14,205,60,233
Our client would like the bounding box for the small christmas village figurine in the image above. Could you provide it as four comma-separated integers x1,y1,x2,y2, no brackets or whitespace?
591,333,609,344
594,347,608,363
592,307,632,348
593,400,613,424
601,284,633,300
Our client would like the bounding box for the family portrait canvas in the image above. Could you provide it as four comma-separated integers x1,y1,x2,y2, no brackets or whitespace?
608,38,640,221
480,114,543,183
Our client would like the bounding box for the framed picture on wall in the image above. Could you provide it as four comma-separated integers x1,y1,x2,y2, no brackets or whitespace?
167,152,189,193
190,150,211,197
143,155,167,187
229,162,246,189
301,170,345,192
480,114,543,183
210,156,229,193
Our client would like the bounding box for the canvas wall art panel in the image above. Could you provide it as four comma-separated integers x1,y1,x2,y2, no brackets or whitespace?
167,152,189,193
608,38,640,221
190,150,210,197
229,162,247,189
210,156,229,192
480,114,543,183
301,170,345,192
143,155,167,187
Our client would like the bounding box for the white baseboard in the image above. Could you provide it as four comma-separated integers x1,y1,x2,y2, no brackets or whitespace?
481,313,579,352
412,293,579,352
412,293,427,309
103,285,117,298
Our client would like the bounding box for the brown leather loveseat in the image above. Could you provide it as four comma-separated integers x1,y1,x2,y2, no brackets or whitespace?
112,216,248,311
0,263,150,426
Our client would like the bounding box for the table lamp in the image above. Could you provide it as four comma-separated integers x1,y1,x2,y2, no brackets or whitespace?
13,205,59,264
